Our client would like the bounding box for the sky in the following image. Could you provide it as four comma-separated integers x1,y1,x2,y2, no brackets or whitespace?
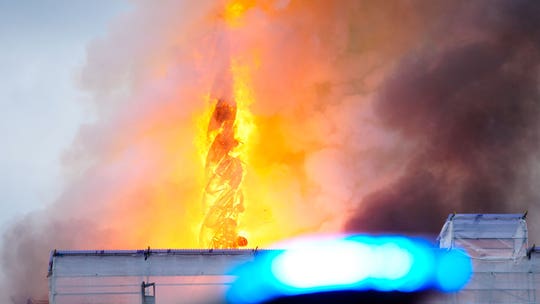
0,0,132,232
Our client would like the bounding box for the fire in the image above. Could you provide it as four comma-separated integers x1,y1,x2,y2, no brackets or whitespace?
198,1,257,248
100,0,346,250
223,0,256,27
198,61,255,248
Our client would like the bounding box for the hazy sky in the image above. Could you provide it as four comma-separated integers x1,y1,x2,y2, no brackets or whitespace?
0,0,132,232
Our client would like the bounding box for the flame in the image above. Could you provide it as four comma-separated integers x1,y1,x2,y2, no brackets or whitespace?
197,0,263,249
198,60,255,248
229,59,256,156
224,0,256,27
82,0,352,250
197,0,324,249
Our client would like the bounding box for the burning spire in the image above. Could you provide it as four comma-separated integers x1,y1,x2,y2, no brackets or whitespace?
199,97,248,248
198,1,256,249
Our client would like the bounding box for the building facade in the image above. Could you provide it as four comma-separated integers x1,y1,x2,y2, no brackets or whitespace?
48,214,539,304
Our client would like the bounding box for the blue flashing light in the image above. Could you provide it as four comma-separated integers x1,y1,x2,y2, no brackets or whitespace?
226,235,472,304
435,249,472,292
271,239,375,290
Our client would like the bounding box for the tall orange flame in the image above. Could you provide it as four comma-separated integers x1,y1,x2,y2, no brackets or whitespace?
199,1,256,248
199,97,245,248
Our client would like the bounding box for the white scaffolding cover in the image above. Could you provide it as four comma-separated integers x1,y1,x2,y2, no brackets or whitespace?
430,213,539,304
48,249,260,304
438,213,528,259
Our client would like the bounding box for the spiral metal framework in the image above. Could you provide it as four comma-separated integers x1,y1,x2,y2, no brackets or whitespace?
199,98,247,249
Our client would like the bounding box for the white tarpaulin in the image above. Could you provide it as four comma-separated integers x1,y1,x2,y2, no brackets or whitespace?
430,213,539,304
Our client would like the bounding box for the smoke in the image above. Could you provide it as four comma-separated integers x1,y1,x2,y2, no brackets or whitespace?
345,0,540,234
2,0,540,302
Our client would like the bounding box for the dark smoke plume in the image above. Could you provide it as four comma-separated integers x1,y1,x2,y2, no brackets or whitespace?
345,0,540,234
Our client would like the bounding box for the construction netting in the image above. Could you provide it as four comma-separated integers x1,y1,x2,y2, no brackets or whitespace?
428,213,539,304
